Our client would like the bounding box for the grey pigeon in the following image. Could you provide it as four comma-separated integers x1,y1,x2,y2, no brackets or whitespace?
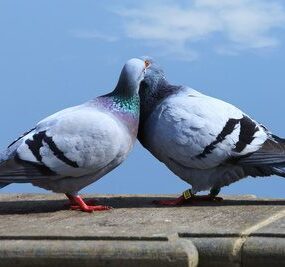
139,58,285,205
0,58,148,212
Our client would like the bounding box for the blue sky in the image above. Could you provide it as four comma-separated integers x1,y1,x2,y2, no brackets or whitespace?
1,0,285,197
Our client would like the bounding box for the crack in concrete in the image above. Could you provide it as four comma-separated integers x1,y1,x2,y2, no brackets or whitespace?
0,235,169,241
232,208,285,264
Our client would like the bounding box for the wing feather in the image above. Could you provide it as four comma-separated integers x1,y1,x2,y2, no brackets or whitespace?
236,135,285,166
0,105,125,184
144,88,268,169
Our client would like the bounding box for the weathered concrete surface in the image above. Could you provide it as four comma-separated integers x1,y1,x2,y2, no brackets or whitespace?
0,194,285,267
0,240,197,267
243,237,285,267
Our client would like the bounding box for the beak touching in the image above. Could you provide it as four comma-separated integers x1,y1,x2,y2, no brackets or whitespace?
144,60,151,69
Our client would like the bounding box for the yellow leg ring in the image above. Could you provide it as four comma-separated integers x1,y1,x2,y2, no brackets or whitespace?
183,189,193,200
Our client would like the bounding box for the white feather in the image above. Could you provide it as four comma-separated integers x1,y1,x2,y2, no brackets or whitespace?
142,87,268,192
17,105,132,178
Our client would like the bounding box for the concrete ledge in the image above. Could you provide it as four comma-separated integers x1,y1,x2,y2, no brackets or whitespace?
1,194,285,267
189,237,240,267
243,237,285,267
0,239,198,267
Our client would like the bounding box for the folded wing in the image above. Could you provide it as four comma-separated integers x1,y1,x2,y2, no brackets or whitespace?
0,105,125,183
146,88,269,169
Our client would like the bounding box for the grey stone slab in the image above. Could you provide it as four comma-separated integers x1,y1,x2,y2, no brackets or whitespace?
1,194,285,267
185,237,240,267
0,239,198,267
243,237,285,267
0,194,284,239
252,212,285,236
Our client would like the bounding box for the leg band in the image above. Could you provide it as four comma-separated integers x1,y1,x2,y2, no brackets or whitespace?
183,189,193,200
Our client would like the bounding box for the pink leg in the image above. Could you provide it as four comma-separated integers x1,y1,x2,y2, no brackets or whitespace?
153,189,223,206
153,196,186,206
65,194,112,212
65,194,96,206
190,195,223,202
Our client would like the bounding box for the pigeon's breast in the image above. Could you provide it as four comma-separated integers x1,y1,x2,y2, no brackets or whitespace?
96,96,140,141
17,106,134,178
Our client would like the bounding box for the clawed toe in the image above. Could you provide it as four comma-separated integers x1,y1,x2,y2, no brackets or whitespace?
153,196,185,206
65,194,112,213
70,205,112,212
213,196,223,202
152,190,223,206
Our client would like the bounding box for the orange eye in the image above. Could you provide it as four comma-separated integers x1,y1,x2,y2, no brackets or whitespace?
144,60,151,68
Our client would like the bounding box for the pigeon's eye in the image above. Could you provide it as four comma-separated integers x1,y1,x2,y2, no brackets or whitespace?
144,60,151,68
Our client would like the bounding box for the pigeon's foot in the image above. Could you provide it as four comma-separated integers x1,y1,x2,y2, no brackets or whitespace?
190,195,223,202
153,196,185,206
64,199,95,207
65,194,112,213
70,204,112,212
153,189,223,206
153,189,194,206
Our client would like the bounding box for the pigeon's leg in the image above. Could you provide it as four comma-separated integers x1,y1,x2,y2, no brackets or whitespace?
65,194,95,206
65,193,112,212
153,189,194,206
209,188,223,201
189,188,223,202
153,188,223,206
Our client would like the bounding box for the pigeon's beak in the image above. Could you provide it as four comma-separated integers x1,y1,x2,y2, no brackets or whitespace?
144,60,151,69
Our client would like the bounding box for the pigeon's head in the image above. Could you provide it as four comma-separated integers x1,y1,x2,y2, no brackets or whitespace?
115,58,148,96
139,57,166,96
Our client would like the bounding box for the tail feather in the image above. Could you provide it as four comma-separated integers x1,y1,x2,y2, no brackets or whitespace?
0,183,10,189
0,151,11,188
271,167,285,178
238,134,285,178
238,135,285,166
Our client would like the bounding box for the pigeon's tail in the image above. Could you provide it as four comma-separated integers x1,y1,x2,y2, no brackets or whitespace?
0,155,10,189
237,134,285,178
271,167,285,177
0,182,9,189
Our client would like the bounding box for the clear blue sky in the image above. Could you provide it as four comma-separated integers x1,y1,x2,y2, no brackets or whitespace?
1,0,285,197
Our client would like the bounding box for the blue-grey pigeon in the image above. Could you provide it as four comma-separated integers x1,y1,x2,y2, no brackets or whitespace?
139,58,285,205
0,58,148,212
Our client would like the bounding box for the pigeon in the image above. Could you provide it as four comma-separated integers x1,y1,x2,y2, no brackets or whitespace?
0,58,148,212
138,57,285,205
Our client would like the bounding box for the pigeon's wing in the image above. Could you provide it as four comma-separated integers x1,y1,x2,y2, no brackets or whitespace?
0,105,125,183
0,126,59,182
233,134,285,178
0,155,56,181
144,88,268,169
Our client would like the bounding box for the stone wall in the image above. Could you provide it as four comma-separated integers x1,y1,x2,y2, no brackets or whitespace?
0,194,285,266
